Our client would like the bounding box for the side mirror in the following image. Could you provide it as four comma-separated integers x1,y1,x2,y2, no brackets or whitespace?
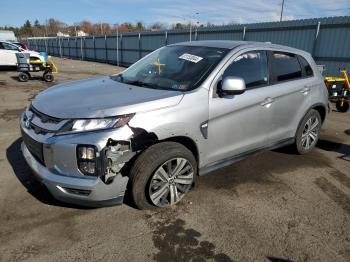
218,76,246,97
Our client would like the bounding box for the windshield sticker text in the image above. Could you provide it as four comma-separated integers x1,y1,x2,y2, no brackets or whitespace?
179,53,203,63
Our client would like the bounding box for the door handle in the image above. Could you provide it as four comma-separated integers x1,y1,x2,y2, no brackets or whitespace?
260,97,274,107
300,86,310,94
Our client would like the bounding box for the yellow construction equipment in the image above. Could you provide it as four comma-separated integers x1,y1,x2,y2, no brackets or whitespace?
324,69,350,112
16,52,58,82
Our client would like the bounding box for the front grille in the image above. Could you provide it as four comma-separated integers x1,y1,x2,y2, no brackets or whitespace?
29,105,61,124
21,129,45,166
28,122,51,135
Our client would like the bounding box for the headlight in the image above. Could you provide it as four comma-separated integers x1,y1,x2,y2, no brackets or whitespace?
58,114,134,134
72,118,117,132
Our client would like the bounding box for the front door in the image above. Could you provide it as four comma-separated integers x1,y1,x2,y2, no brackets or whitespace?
205,50,274,166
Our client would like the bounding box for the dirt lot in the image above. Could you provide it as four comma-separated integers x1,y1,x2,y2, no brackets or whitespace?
0,58,349,262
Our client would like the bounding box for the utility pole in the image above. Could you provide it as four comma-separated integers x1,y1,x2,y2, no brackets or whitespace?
100,22,103,35
45,19,48,52
115,24,119,66
169,13,199,42
189,22,192,42
189,12,199,42
280,0,285,22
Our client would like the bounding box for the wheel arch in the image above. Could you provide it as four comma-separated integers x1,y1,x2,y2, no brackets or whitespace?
311,103,327,123
124,131,200,177
163,136,199,165
294,103,326,139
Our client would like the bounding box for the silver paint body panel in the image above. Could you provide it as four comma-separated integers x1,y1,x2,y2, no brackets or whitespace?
20,41,328,206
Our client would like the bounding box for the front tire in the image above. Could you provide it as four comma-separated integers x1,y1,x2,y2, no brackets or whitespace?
294,109,321,154
18,72,29,82
129,142,197,210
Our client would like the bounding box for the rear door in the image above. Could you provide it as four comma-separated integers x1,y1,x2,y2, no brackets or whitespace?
205,49,274,165
267,51,313,142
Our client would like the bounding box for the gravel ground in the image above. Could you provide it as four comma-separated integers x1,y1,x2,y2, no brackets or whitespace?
0,58,349,262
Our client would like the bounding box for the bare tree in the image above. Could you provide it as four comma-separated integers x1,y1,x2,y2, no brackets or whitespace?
149,22,166,31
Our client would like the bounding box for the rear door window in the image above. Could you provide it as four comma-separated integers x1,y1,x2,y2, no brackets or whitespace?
222,50,268,88
272,52,302,82
298,55,313,77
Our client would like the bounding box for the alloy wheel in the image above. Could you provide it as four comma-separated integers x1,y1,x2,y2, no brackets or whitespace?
148,157,194,207
300,116,320,150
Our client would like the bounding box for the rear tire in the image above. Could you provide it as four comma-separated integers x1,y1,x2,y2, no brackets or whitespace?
129,142,197,210
18,72,29,82
336,99,349,112
294,109,321,154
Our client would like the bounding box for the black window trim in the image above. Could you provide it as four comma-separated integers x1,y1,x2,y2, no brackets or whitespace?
213,48,315,97
297,54,314,78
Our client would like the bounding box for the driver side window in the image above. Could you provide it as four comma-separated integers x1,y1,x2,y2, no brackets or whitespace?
223,50,268,88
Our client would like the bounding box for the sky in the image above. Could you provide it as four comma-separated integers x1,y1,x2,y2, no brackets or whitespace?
1,0,349,27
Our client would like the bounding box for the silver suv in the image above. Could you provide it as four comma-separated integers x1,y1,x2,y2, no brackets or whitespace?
20,41,329,209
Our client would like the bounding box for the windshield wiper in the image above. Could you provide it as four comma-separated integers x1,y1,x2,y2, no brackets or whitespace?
125,80,167,90
110,74,124,82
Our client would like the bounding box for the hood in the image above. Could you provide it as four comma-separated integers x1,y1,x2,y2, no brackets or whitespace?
32,76,184,119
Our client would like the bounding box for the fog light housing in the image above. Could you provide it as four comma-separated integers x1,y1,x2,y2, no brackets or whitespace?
77,145,98,176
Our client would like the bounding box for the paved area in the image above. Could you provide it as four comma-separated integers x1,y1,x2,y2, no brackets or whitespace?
0,58,349,262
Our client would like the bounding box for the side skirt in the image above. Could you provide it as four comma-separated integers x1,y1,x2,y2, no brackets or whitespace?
198,138,295,176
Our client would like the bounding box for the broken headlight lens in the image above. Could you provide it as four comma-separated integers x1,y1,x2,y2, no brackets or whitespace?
59,114,134,134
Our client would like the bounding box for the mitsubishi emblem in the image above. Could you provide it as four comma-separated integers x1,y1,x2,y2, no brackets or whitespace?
25,119,30,128
25,111,33,129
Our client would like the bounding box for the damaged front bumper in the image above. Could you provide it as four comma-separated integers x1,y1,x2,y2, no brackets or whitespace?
22,142,129,206
20,119,145,207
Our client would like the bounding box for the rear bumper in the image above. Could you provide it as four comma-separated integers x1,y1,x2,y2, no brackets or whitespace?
21,142,128,207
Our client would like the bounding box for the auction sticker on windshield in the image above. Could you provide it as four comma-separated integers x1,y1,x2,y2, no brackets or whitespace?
179,53,203,63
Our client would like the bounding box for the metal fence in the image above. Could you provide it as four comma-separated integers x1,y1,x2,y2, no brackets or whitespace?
26,16,350,76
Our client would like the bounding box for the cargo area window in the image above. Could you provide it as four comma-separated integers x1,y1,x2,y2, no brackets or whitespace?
272,52,302,82
222,50,268,88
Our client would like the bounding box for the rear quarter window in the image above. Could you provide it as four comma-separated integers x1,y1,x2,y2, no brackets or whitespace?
272,52,302,82
298,55,314,77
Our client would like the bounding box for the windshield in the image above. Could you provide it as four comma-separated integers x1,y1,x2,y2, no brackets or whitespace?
1,42,22,51
111,45,228,91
